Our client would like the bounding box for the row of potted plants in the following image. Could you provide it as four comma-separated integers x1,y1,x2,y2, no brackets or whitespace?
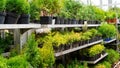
37,28,102,53
0,0,30,24
30,0,118,24
79,44,105,61
40,16,101,24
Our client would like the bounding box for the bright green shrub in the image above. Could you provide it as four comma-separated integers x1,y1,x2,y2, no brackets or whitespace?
25,34,41,67
94,64,106,68
98,22,116,38
39,41,55,68
7,55,30,68
0,0,6,12
0,56,8,68
105,49,120,64
89,44,105,57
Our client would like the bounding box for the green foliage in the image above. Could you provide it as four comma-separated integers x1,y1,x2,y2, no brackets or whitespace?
89,44,105,57
105,10,116,19
39,42,55,68
0,56,8,68
109,7,120,18
67,60,88,68
7,55,31,68
36,0,64,16
98,22,117,38
105,49,120,64
25,34,41,67
88,28,99,37
21,0,30,14
37,29,100,48
57,64,64,68
52,32,67,47
64,0,83,19
94,64,106,68
101,61,111,68
0,33,13,53
0,0,6,12
80,44,105,57
30,0,40,21
6,0,28,14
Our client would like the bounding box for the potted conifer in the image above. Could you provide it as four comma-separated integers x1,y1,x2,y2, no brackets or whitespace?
17,0,30,24
0,0,6,24
5,0,25,24
37,0,64,24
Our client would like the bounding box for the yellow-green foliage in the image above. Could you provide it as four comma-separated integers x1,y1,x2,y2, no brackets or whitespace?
89,44,105,57
94,64,106,68
39,42,55,68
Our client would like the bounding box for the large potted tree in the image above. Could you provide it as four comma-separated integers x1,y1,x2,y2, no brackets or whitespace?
5,0,24,24
17,0,30,24
0,0,6,24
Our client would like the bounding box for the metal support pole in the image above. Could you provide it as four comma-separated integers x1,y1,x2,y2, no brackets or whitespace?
14,29,20,53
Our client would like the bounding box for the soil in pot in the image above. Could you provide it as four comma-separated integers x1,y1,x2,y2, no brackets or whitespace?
17,14,30,24
4,12,20,24
40,16,53,24
0,12,6,24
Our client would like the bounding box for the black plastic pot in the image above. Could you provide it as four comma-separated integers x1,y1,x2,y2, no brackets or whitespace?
33,20,40,24
64,18,68,24
53,17,60,24
96,20,101,24
71,19,77,24
17,14,30,24
78,20,84,24
60,17,64,24
40,16,53,24
5,12,20,24
0,12,6,24
68,19,72,24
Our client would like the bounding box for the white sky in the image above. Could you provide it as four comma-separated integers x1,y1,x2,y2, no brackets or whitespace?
80,0,120,10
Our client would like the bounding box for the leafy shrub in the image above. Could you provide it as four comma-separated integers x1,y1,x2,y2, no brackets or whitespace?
105,49,120,64
6,0,29,14
39,41,55,68
0,0,6,12
21,0,30,14
57,64,64,68
25,34,41,67
94,64,106,68
98,22,116,38
7,55,31,68
0,56,8,68
89,44,105,57
0,33,13,53
101,61,111,68
67,60,88,68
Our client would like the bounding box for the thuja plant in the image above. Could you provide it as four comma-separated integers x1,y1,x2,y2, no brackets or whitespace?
25,34,41,67
39,41,55,68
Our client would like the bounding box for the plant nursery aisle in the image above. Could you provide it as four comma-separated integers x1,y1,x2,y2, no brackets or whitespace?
0,0,120,68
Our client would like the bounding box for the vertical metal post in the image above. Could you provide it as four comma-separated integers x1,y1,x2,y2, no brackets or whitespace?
108,0,112,9
100,0,103,8
14,29,20,53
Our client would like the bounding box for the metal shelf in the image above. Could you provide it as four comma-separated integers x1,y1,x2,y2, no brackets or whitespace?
42,24,100,28
104,38,116,44
0,24,41,29
80,53,108,64
0,24,100,29
55,39,103,57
